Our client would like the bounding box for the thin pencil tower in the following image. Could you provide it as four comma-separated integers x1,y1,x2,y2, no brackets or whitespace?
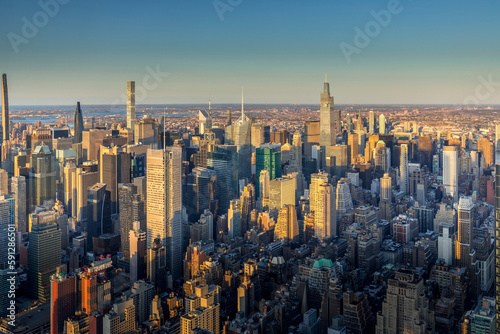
2,74,9,142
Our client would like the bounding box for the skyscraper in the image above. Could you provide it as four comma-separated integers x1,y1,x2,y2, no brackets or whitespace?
224,89,252,181
368,110,375,134
443,145,459,199
255,144,281,197
495,163,500,331
87,183,112,251
320,76,335,166
11,176,27,233
186,167,217,222
314,183,337,238
496,124,500,152
379,114,386,135
457,196,474,268
400,144,409,195
74,102,84,144
118,183,146,260
27,215,61,302
336,180,353,215
50,273,77,334
100,146,131,213
127,81,135,130
309,172,329,214
275,204,299,242
380,173,392,202
135,115,158,149
2,73,9,142
228,199,241,239
146,147,183,280
269,177,296,211
29,145,57,208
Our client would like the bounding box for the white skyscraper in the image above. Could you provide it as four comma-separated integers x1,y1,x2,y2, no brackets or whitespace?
438,225,453,265
309,172,329,214
336,180,353,216
400,144,409,195
443,146,459,199
379,114,386,135
146,147,183,280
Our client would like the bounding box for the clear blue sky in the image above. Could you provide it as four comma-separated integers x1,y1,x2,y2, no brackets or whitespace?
0,0,499,105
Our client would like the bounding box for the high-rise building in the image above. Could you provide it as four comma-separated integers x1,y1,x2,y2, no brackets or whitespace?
129,221,147,285
134,115,158,149
380,173,392,202
309,172,329,214
228,199,241,239
320,76,335,167
147,238,167,293
330,145,348,179
457,196,474,269
417,136,433,167
126,81,135,130
374,140,387,172
379,114,386,135
343,291,373,334
336,180,353,215
50,273,77,334
87,183,112,251
496,124,500,152
2,74,9,142
27,215,61,302
443,145,459,199
100,146,131,214
251,123,265,150
11,176,27,233
496,163,500,331
146,148,183,280
207,146,238,213
269,177,296,211
181,284,221,334
74,102,84,144
118,183,145,260
478,137,495,167
368,110,375,134
224,90,252,181
255,144,281,197
347,133,359,165
0,198,11,269
29,145,57,208
275,204,299,242
400,144,409,195
376,268,434,334
305,120,320,144
314,183,337,238
186,167,217,222
258,169,270,209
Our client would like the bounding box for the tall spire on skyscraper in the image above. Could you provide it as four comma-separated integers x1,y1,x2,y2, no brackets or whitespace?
2,73,9,142
74,102,84,144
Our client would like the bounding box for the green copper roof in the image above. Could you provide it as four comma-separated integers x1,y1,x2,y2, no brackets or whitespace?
313,258,333,269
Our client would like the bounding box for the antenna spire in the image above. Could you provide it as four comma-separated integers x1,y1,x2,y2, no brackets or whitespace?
241,86,244,117
325,73,327,83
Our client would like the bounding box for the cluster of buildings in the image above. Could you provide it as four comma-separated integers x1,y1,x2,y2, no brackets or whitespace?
0,73,499,334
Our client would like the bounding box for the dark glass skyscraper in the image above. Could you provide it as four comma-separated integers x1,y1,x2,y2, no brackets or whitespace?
2,74,9,142
74,102,84,144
